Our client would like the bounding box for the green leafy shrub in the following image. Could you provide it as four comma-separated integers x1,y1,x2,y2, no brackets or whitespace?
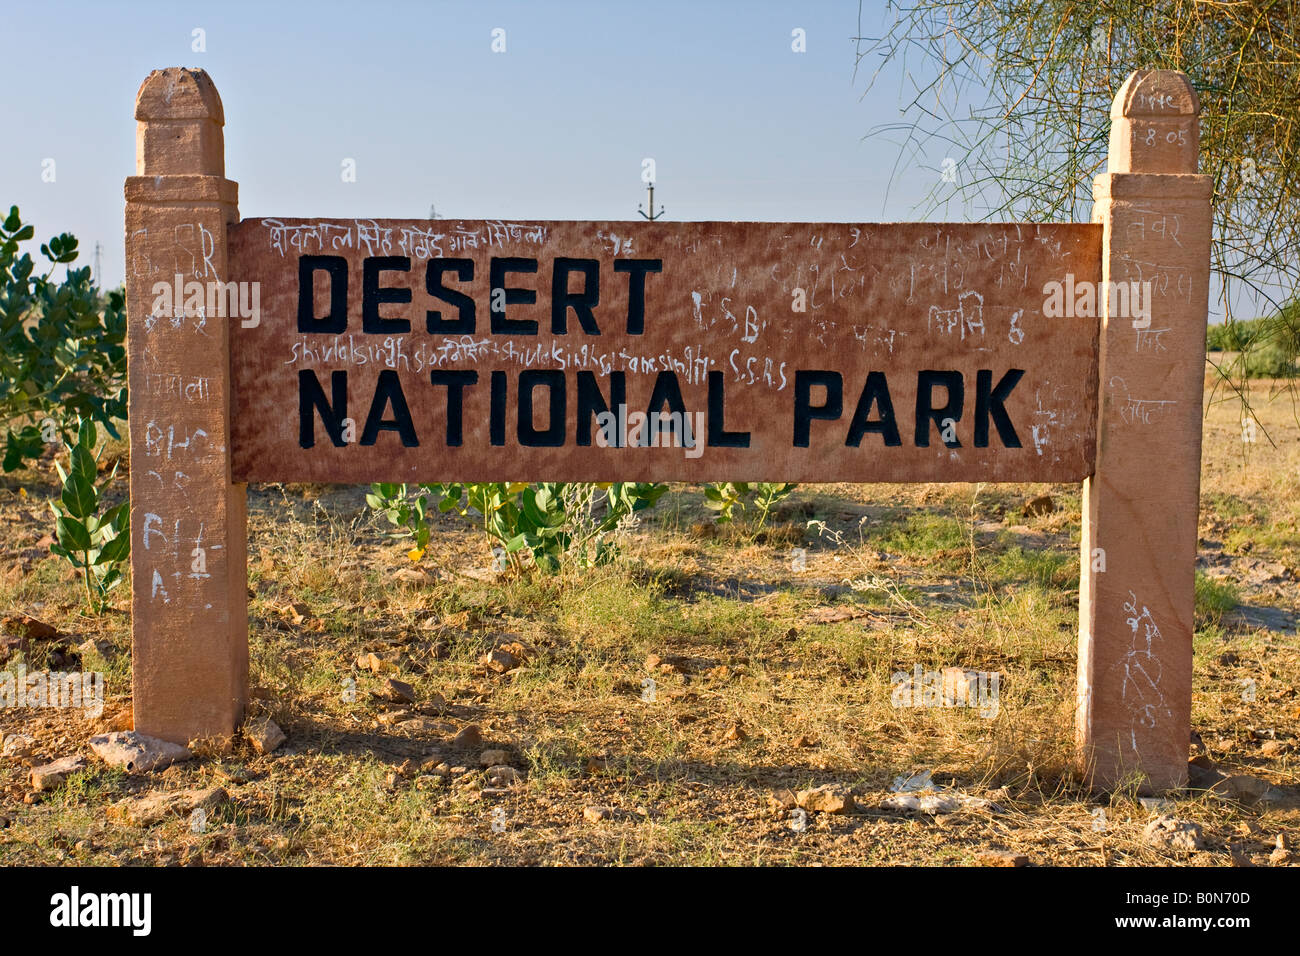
367,481,666,573
48,419,130,612
702,481,797,535
0,206,126,471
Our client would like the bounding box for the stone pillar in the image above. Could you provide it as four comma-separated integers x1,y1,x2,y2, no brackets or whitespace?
1078,70,1212,791
124,68,247,745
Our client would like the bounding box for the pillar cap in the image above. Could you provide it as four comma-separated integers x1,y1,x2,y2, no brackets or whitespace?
1112,69,1199,119
135,68,225,124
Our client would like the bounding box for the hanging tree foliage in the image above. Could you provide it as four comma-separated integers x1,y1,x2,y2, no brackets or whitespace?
855,0,1300,419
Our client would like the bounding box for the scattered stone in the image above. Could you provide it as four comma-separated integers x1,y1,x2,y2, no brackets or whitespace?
377,709,413,726
0,634,25,665
768,788,797,812
452,725,483,748
1022,494,1055,518
1210,773,1287,806
1270,835,1292,866
977,850,1029,867
1139,796,1175,813
797,784,855,815
2,614,58,642
355,651,394,674
415,693,450,716
30,755,88,792
396,717,443,734
723,721,748,742
372,677,416,704
278,601,311,626
108,786,229,827
481,648,521,673
1259,739,1291,757
243,716,286,754
420,755,448,774
793,734,817,748
2,734,36,759
76,638,117,662
479,749,509,767
88,731,193,773
1142,815,1205,853
486,765,521,787
584,805,613,823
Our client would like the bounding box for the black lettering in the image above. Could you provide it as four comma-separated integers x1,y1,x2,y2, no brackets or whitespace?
360,370,418,446
429,370,478,446
490,371,507,446
846,371,901,447
915,370,964,447
298,369,348,447
707,370,749,447
552,258,600,334
297,255,347,334
518,369,565,447
426,259,475,334
490,257,538,334
793,370,842,447
577,370,625,446
975,368,1024,448
645,371,686,445
613,259,661,334
362,256,412,334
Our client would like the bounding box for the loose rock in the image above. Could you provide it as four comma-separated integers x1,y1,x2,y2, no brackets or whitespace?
108,786,229,827
797,784,854,815
244,716,286,754
2,733,36,759
1210,773,1287,806
31,755,88,792
486,765,521,787
452,725,483,748
2,615,58,641
768,788,797,812
479,749,509,767
88,731,192,773
1142,815,1205,853
373,677,416,704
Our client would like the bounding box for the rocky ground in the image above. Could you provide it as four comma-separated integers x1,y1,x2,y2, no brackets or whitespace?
0,379,1296,865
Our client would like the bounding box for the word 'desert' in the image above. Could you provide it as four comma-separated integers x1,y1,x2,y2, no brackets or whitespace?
228,220,1101,485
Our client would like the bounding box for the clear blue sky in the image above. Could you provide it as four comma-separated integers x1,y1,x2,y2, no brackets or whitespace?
2,0,975,289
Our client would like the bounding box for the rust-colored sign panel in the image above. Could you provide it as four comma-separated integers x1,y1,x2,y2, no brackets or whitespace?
226,219,1100,483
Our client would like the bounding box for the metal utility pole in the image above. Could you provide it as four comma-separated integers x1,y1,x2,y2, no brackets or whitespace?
638,183,664,221
428,203,441,219
93,241,102,283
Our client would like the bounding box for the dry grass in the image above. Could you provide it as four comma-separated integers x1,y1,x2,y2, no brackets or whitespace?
0,377,1297,865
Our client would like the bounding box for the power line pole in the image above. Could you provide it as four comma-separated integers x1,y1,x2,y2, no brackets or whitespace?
428,203,440,219
638,182,664,221
93,241,102,283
